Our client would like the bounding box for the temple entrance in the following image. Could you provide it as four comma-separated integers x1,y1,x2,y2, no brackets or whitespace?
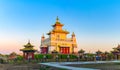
60,47,70,54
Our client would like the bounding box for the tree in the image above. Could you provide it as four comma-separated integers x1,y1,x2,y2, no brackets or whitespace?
78,49,85,54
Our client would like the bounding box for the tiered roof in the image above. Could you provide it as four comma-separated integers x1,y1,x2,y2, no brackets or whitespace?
47,17,69,35
20,41,36,52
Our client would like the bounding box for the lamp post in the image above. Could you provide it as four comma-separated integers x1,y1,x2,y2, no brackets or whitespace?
56,55,59,62
67,54,70,62
43,55,46,62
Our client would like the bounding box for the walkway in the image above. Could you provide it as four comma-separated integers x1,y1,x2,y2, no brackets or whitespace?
40,61,120,70
40,62,100,70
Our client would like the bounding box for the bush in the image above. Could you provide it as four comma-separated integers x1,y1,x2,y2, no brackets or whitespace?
35,54,53,59
58,54,77,59
59,54,67,59
46,54,52,59
17,55,23,60
70,55,77,59
35,54,43,59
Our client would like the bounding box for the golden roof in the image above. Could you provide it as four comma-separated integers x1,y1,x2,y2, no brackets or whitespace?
47,30,69,35
20,41,37,51
20,47,36,51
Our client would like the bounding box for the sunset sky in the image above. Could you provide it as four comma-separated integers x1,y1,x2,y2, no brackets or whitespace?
0,0,120,54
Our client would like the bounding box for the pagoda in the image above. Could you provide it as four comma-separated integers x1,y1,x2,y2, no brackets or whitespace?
40,17,77,54
112,44,120,60
20,41,37,60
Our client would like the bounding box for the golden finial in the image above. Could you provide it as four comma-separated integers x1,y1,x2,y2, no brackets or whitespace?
56,16,59,22
72,32,75,36
28,39,30,43
42,33,45,38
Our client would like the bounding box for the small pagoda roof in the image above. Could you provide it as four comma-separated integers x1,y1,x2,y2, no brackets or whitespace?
113,49,119,52
96,50,102,54
24,41,34,48
117,44,120,49
20,48,36,51
20,41,37,52
72,32,75,36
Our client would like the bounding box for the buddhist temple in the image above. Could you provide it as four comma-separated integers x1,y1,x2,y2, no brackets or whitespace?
20,41,37,60
40,17,77,54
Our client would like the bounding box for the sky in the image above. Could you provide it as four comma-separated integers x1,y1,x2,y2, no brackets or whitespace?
0,0,120,54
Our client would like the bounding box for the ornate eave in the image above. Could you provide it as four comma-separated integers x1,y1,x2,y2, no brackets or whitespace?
52,22,64,27
117,45,120,50
20,48,37,52
55,30,69,33
47,31,54,35
47,30,69,35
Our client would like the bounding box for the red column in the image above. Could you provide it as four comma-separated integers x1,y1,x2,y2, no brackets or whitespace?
45,47,47,53
64,47,66,54
65,47,67,54
68,47,70,54
43,47,45,53
66,47,68,54
65,48,67,54
44,47,46,54
32,52,34,59
23,52,25,59
59,47,61,53
41,47,43,53
26,53,28,60
62,48,64,54
61,48,63,53
63,47,65,54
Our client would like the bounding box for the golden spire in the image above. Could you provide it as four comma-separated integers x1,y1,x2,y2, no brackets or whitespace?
72,32,75,36
56,16,59,22
42,34,45,38
28,39,30,44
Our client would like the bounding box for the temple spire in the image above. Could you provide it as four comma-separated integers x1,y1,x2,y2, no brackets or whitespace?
42,34,45,38
56,16,59,22
28,39,30,44
72,32,75,36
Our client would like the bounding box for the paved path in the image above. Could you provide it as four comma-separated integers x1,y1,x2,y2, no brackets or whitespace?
40,62,100,70
40,60,120,70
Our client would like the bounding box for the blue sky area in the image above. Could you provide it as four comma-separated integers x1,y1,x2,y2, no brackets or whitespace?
0,0,120,54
